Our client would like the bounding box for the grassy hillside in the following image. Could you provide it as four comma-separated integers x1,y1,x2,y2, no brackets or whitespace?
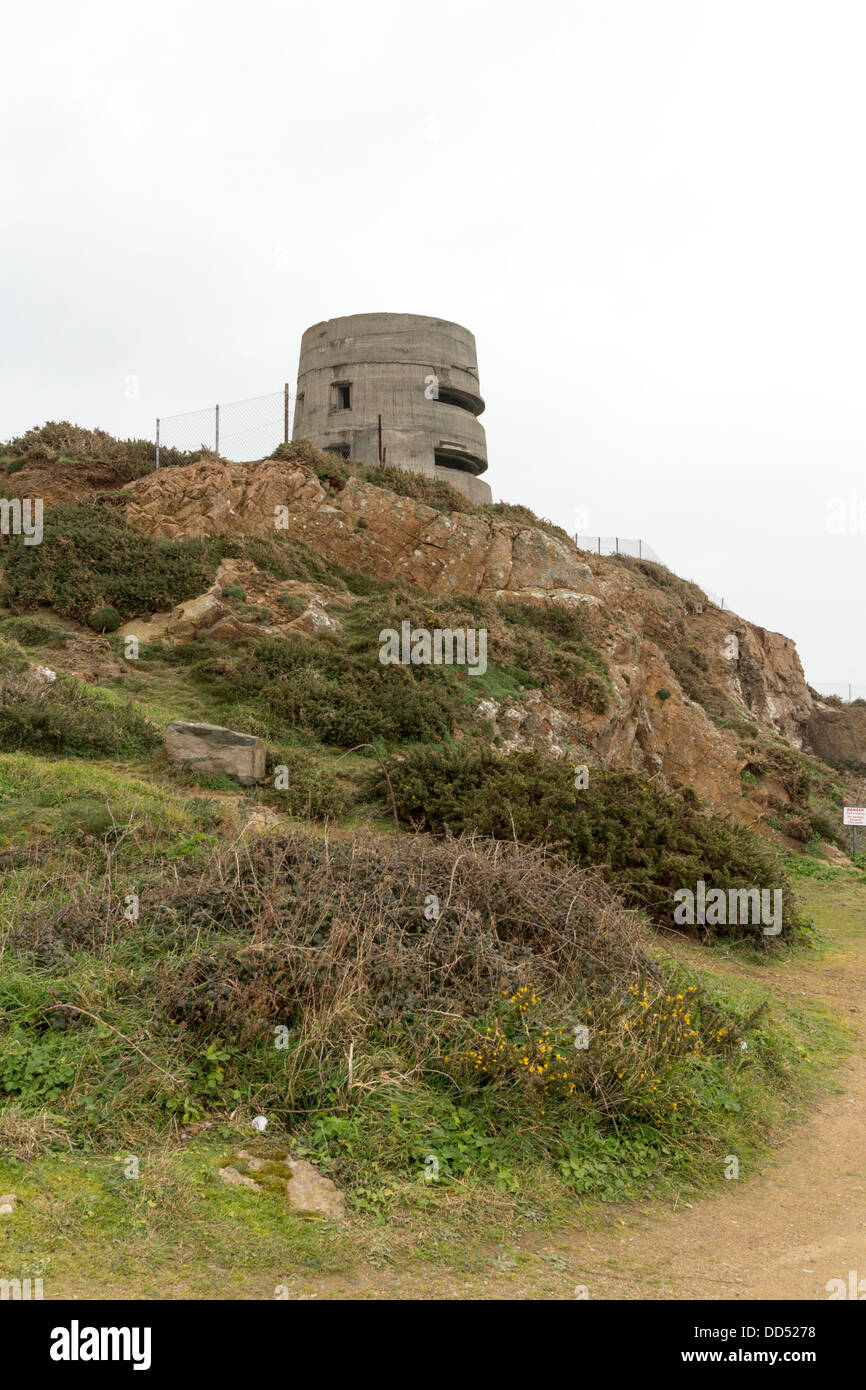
0,424,857,1289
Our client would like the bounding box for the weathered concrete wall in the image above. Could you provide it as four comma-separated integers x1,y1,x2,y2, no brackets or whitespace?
293,312,492,503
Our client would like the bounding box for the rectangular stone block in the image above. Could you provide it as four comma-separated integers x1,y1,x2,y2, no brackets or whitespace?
164,721,266,786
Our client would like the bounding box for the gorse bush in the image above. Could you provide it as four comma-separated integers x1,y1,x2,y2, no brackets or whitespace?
175,630,460,748
87,606,121,633
3,421,191,477
0,826,817,1206
376,747,808,942
493,597,609,712
3,501,221,623
261,745,349,821
0,615,70,648
484,501,574,545
0,634,28,675
0,672,159,758
169,581,610,746
3,830,722,1129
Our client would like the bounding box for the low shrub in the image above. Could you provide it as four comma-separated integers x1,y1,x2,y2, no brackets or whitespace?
275,591,307,619
0,828,815,1197
0,615,70,648
0,634,28,674
612,555,709,614
375,747,808,942
2,421,191,478
262,746,348,821
495,599,609,713
87,605,121,633
0,673,159,758
175,630,460,748
2,501,220,623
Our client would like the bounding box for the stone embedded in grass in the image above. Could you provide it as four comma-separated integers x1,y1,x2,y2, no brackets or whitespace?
25,664,57,683
0,1193,17,1215
164,721,266,786
290,598,342,635
285,1159,346,1220
217,1151,346,1219
218,1166,261,1192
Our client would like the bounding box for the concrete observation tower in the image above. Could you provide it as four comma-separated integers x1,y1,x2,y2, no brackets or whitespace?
292,312,491,503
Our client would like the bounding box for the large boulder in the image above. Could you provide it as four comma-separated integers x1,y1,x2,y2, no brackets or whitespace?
164,721,265,786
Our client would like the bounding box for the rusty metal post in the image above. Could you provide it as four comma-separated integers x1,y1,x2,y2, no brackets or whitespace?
378,413,383,465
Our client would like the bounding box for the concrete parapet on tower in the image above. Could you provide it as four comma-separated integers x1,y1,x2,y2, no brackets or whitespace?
293,312,492,503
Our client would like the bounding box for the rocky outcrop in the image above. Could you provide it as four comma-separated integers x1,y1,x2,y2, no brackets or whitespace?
474,689,588,761
164,721,266,786
590,641,744,812
118,452,866,814
591,565,814,746
118,557,352,647
123,459,598,601
730,624,813,745
806,700,866,767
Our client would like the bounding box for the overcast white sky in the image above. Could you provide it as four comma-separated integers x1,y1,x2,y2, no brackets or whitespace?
3,0,865,691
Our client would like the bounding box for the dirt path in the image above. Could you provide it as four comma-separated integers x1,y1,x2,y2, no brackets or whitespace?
282,877,866,1300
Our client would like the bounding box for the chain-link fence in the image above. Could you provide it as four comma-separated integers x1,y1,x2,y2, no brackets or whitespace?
811,683,866,704
156,387,295,466
575,535,663,563
574,534,726,608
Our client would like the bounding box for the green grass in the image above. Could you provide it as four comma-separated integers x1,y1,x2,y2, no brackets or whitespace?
0,914,847,1299
0,445,859,1297
0,751,235,859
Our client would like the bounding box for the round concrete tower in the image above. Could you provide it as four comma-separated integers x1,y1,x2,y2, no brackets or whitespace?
293,312,491,503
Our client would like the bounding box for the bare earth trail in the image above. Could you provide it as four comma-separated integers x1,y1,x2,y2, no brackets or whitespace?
285,877,866,1300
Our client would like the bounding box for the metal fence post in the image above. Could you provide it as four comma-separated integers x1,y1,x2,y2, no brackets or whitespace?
215,404,219,455
155,418,160,470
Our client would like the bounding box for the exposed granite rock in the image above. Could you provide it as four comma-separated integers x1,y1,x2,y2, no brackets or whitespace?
806,700,866,767
123,459,599,600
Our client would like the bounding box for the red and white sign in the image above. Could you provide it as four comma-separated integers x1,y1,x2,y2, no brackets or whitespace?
844,807,866,825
